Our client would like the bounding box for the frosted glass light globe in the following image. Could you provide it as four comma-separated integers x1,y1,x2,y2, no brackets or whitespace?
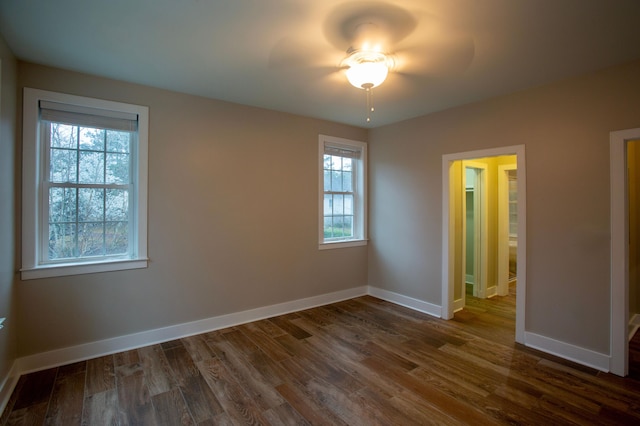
345,60,389,89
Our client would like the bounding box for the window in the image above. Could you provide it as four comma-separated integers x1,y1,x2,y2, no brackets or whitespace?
319,135,367,249
22,88,148,279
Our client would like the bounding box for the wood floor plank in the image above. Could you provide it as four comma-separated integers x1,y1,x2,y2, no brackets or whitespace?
261,401,310,426
10,368,58,411
180,334,216,363
268,315,312,340
151,388,194,426
234,322,292,362
196,357,268,425
3,402,49,426
205,330,285,411
116,369,157,425
85,355,115,396
137,345,175,397
162,343,224,421
44,368,85,425
274,381,347,426
82,389,120,426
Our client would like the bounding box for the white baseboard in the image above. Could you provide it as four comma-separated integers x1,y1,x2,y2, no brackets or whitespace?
453,298,464,313
16,286,368,375
0,361,19,415
524,331,610,372
368,286,442,318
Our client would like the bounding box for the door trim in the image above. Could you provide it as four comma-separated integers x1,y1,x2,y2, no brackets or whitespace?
498,164,518,296
442,145,526,344
610,128,640,376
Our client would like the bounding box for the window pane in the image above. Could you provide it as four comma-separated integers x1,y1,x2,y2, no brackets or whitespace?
323,155,331,171
50,123,76,148
333,216,345,238
343,216,353,237
50,148,77,183
342,171,352,192
106,153,129,184
105,222,128,255
49,187,76,223
79,128,105,151
78,188,104,222
344,194,353,215
333,194,344,215
107,130,130,153
343,157,352,172
323,170,331,191
78,222,104,257
49,223,76,259
324,217,333,238
330,155,341,171
105,189,128,221
331,170,342,192
79,151,105,183
324,194,333,216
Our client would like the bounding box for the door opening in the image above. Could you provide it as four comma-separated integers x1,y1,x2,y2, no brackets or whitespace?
442,145,526,344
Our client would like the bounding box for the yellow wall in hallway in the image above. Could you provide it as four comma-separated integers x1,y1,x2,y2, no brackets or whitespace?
453,155,516,299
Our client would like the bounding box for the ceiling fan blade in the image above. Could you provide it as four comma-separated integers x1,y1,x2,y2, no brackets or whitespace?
323,2,417,52
393,30,475,77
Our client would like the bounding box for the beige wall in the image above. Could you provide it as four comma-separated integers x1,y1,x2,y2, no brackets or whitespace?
0,35,17,384
369,59,640,354
16,62,368,356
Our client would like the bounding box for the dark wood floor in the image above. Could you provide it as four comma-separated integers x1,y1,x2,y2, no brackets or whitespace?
2,290,640,425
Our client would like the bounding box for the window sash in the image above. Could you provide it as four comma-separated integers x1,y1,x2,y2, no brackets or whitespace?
39,118,136,264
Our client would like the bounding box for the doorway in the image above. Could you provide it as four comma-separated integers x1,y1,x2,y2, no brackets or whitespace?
442,145,526,344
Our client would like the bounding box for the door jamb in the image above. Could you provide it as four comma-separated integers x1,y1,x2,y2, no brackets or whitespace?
498,164,518,296
610,128,640,376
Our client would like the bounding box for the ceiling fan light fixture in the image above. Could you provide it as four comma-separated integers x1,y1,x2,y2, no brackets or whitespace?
342,49,392,123
343,50,391,89
346,60,389,89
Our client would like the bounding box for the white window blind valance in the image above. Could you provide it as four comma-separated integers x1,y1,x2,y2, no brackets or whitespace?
324,144,361,159
39,100,138,132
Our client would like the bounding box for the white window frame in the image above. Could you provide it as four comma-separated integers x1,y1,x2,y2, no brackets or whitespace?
21,88,149,279
318,134,367,250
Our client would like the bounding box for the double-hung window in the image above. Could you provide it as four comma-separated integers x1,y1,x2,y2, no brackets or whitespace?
319,135,367,249
22,88,148,279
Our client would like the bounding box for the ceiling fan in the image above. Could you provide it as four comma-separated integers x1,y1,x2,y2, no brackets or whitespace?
269,2,475,123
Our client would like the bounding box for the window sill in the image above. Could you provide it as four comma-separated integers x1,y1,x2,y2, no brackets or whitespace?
318,239,368,250
21,258,149,280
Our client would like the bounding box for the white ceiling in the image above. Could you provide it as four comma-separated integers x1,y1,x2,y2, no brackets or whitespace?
1,0,640,128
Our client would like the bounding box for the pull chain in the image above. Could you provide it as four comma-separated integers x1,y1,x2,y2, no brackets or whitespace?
363,83,374,123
